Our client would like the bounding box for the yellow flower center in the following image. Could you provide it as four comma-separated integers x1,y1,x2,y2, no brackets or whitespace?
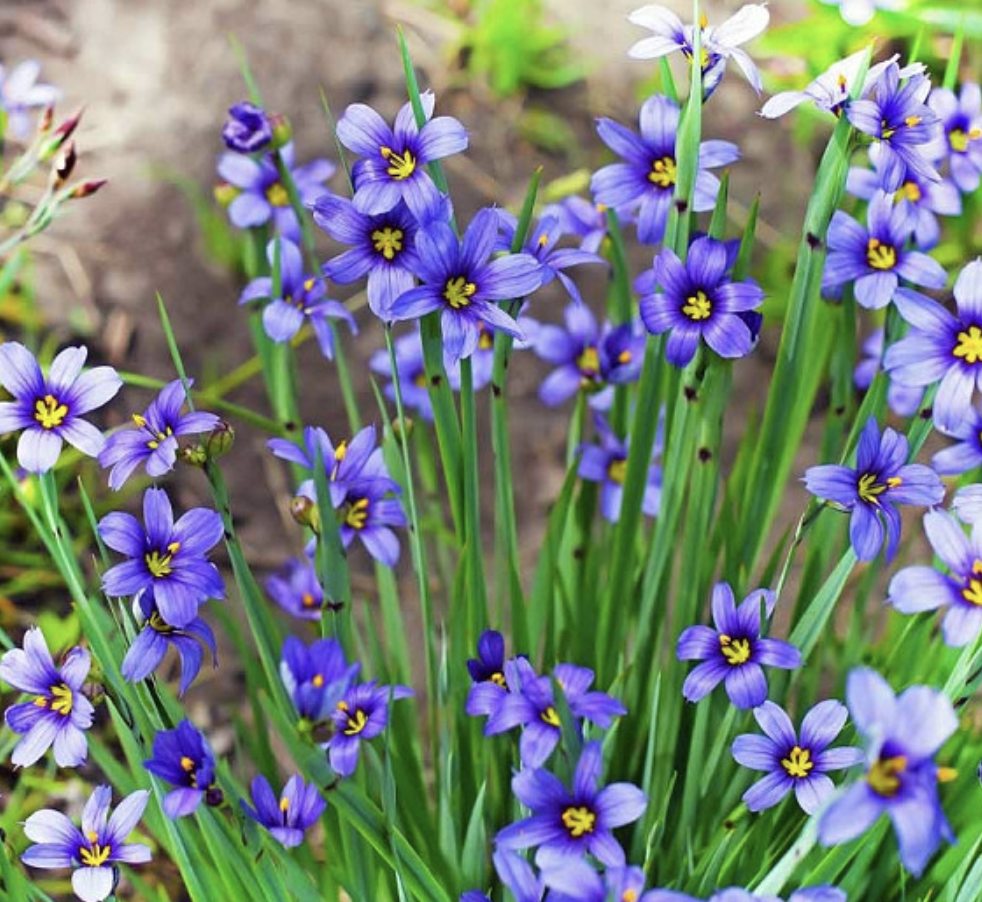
857,473,901,505
682,290,712,321
648,155,678,188
868,755,907,797
866,238,897,271
962,560,982,607
180,755,195,772
380,145,417,180
898,181,922,203
343,708,369,736
607,458,627,485
372,226,404,261
149,611,175,634
540,706,561,727
312,673,325,688
949,127,981,153
623,892,638,902
265,182,290,207
443,276,477,309
954,325,982,364
279,796,291,813
301,592,318,609
905,115,922,128
719,634,751,666
145,541,181,578
34,394,68,430
577,346,601,376
781,745,814,779
343,497,369,530
490,671,506,688
617,349,632,365
35,682,74,716
79,841,112,868
560,805,597,838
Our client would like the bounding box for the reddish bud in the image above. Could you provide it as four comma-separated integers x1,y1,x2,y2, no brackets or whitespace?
68,178,108,199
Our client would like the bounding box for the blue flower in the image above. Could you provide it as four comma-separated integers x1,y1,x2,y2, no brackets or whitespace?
265,558,328,620
280,635,359,724
932,402,982,474
818,668,957,877
465,629,509,719
241,774,326,848
0,60,60,139
854,328,924,417
222,101,272,153
927,83,982,194
803,416,944,560
541,196,632,255
677,583,800,709
144,720,220,818
326,680,413,777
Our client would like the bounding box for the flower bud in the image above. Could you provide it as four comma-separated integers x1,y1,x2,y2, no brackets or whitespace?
52,140,77,185
67,178,108,199
205,787,225,807
222,101,272,154
213,182,239,207
268,112,292,149
204,420,235,459
39,107,84,160
290,494,320,532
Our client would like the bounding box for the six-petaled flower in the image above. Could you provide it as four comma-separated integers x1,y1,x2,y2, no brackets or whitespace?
144,720,220,818
241,774,326,848
326,680,413,777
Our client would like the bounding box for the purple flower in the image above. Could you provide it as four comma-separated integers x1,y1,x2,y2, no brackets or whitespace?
22,786,151,902
592,95,739,245
241,774,326,848
932,403,982,475
388,208,543,366
280,635,359,723
541,196,633,255
333,476,408,567
731,700,863,814
216,142,334,241
927,83,982,193
98,379,220,490
265,558,328,620
0,60,60,139
326,680,413,777
885,264,982,431
495,740,647,868
0,627,93,768
644,890,845,902
0,342,122,474
847,63,940,191
854,328,924,417
465,629,509,718
953,484,982,525
98,486,225,627
313,195,422,320
533,303,645,408
121,591,217,696
485,658,627,768
818,668,956,877
803,416,944,560
822,191,946,309
239,237,356,359
640,235,764,367
369,330,435,421
222,101,272,153
677,583,800,709
144,720,219,818
627,5,770,98
887,509,982,646
336,91,468,221
578,413,661,522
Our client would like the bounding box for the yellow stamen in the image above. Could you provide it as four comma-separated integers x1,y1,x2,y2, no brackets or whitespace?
648,155,678,188
279,796,291,812
380,145,417,180
540,706,561,727
899,181,921,203
490,671,506,688
857,472,895,505
682,290,712,321
866,238,897,271
132,413,148,427
149,611,175,634
905,115,922,128
145,549,175,578
868,755,907,797
617,349,632,365
623,892,638,902
265,182,290,207
79,842,111,868
33,394,68,430
371,226,404,261
443,276,478,309
781,746,814,779
336,700,349,712
312,673,325,688
301,592,317,609
180,756,195,772
719,634,751,666
343,497,370,530
937,766,958,783
953,325,982,364
344,709,369,736
607,458,628,485
577,346,601,377
49,683,73,717
560,805,597,838
962,560,982,607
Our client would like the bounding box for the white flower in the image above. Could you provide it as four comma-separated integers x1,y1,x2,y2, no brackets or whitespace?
819,0,905,27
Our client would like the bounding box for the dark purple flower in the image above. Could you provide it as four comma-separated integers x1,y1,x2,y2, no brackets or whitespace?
927,83,982,193
121,590,217,696
22,786,151,902
731,700,863,814
592,95,739,245
98,486,225,627
98,379,220,490
495,740,647,868
822,191,946,309
639,235,763,367
0,60,60,139
388,208,543,366
144,720,219,818
280,635,359,723
465,630,509,719
485,658,627,768
241,774,326,848
854,328,924,417
578,413,661,523
885,265,982,432
313,195,422,320
887,509,982,646
533,303,645,409
239,237,356,360
803,415,944,560
265,558,327,620
847,63,940,191
326,680,413,777
216,142,334,242
818,668,956,877
677,583,799,709
0,342,122,474
222,101,273,153
0,627,93,768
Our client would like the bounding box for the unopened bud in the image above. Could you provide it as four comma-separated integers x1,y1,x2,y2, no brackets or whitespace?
68,178,108,200
213,182,239,207
391,416,414,443
205,787,225,807
179,444,208,467
204,420,234,459
269,112,292,149
39,108,84,160
290,494,320,532
36,105,55,138
53,140,77,185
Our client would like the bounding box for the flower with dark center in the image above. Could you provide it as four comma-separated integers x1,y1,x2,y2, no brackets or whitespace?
0,342,121,474
241,774,326,848
280,635,359,724
927,83,982,194
144,720,219,818
21,786,151,902
265,558,327,620
0,627,94,768
326,680,413,777
465,629,509,718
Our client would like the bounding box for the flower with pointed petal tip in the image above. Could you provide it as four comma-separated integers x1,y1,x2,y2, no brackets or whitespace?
98,379,220,490
931,402,982,475
643,889,845,902
0,342,122,474
98,486,225,628
22,786,151,902
592,95,739,246
144,721,219,818
926,83,982,193
677,583,799,709
732,700,863,814
0,627,93,768
241,774,326,848
0,60,60,139
803,416,944,560
280,635,359,724
818,668,956,877
265,558,328,620
541,196,634,255
954,485,982,525
495,740,647,868
326,680,413,777
466,629,509,719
